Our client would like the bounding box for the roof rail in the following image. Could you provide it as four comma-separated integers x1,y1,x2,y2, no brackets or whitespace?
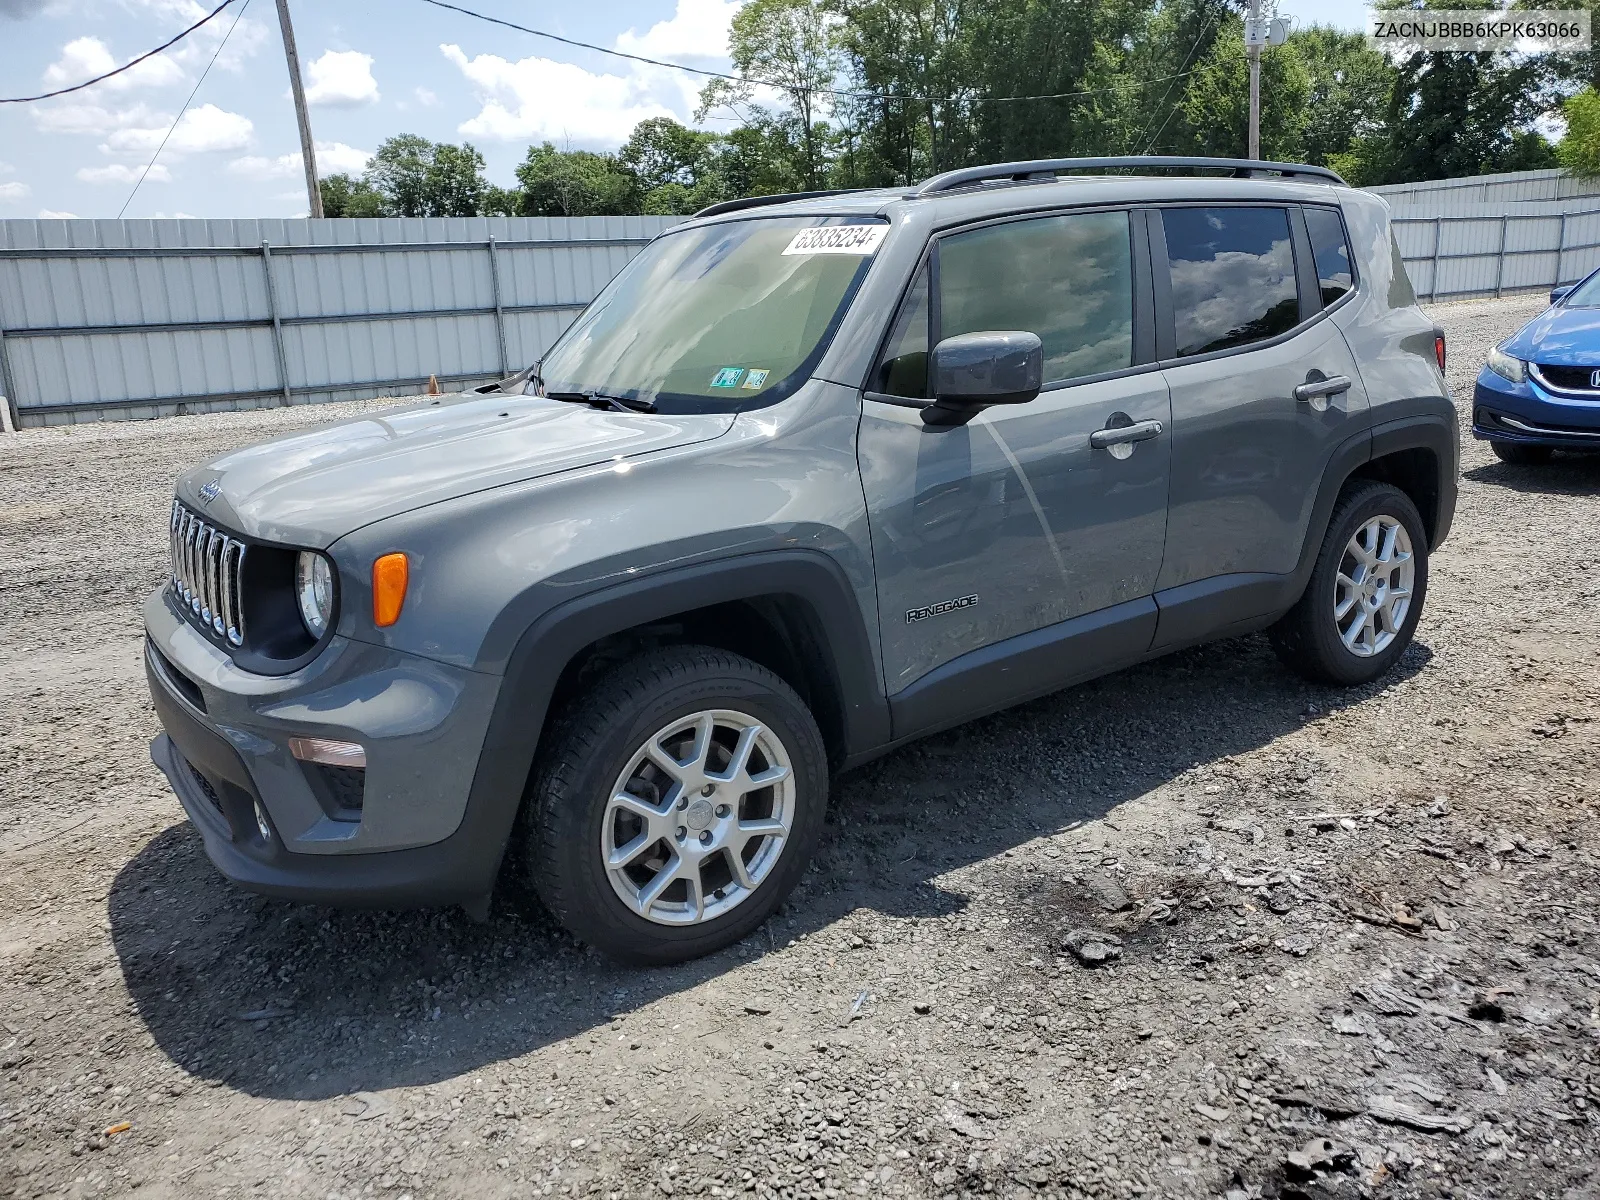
912,156,1346,196
693,188,871,218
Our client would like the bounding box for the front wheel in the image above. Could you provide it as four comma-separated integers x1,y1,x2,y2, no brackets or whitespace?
1269,481,1429,686
1490,440,1554,466
523,646,828,965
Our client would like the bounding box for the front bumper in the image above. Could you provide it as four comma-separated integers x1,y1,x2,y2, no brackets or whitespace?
144,586,508,909
1472,372,1600,449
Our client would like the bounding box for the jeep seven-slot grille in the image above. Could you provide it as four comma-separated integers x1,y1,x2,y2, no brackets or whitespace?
169,501,246,647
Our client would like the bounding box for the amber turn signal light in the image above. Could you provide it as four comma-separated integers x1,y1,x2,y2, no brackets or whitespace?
372,552,409,627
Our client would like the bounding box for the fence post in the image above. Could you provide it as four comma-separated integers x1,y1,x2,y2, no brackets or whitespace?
1493,214,1508,298
1440,217,1452,302
0,320,18,432
260,241,293,408
1556,213,1568,288
487,236,509,377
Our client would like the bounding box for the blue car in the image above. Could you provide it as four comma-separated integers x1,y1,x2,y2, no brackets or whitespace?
1474,272,1600,463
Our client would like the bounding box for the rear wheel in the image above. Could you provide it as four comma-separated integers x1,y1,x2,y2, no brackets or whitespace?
1269,481,1429,686
1490,440,1555,465
523,645,827,965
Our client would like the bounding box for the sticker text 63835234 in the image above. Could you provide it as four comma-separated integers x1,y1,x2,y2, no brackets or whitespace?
782,224,889,256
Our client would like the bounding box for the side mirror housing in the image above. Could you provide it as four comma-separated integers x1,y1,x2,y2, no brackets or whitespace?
1551,284,1573,305
924,331,1044,425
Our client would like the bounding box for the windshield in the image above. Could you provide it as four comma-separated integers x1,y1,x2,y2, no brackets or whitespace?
1564,270,1600,306
538,216,887,412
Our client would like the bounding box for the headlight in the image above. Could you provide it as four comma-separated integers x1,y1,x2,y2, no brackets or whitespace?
1487,345,1526,384
295,551,336,638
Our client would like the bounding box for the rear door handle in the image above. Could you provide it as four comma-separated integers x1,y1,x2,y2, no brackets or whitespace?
1089,419,1164,449
1293,375,1352,402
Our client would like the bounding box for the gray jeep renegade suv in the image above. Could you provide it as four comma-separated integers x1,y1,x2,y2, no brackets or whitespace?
145,156,1457,964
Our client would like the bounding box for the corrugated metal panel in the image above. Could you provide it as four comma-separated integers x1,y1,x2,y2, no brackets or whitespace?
0,215,680,427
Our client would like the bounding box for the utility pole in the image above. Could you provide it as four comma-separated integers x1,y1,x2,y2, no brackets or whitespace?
1247,0,1262,160
274,0,324,217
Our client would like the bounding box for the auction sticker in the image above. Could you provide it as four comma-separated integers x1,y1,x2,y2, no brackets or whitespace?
782,224,888,256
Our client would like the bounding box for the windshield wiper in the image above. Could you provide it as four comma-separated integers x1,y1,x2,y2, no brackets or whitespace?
545,390,657,414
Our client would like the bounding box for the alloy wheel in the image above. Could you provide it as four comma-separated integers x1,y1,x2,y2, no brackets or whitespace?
1333,514,1415,657
600,709,794,926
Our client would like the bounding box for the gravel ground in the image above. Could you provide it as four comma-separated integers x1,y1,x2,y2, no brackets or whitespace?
2,292,1599,1200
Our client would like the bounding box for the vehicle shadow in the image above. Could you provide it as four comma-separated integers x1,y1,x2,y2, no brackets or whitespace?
108,632,1433,1101
1464,453,1600,495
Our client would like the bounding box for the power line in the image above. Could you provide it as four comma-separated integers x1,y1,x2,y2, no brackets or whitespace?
417,0,1207,106
119,0,252,217
0,0,240,104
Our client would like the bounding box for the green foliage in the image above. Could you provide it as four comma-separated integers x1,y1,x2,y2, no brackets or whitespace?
363,135,490,218
1559,87,1600,176
344,0,1573,216
318,173,386,218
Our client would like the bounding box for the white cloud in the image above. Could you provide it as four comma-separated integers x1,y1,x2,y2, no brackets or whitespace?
32,100,163,136
101,103,253,155
415,86,438,107
77,162,172,184
43,35,186,92
303,49,379,107
0,181,31,202
227,141,372,180
615,0,738,60
441,43,684,146
149,211,199,218
0,160,14,173
37,208,79,219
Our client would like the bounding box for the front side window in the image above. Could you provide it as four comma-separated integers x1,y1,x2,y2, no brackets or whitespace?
872,210,1134,398
1304,207,1354,306
1163,207,1299,357
539,216,885,412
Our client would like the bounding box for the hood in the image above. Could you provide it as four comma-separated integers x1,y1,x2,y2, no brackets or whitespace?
1503,303,1600,365
179,393,736,547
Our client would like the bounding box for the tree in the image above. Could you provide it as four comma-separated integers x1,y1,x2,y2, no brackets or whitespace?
514,143,638,216
318,173,386,217
700,0,842,188
362,135,491,217
619,117,729,213
1559,87,1600,176
1291,25,1396,167
1177,15,1311,160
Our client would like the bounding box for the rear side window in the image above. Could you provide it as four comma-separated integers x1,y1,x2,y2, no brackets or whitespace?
872,210,1134,397
1162,207,1299,357
1304,207,1354,306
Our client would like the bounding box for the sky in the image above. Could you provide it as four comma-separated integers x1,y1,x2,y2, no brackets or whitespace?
0,0,1374,221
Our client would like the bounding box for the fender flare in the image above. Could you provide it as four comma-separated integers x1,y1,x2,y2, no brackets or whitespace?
455,549,891,890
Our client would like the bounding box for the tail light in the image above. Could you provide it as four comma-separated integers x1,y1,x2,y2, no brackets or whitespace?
1434,335,1446,372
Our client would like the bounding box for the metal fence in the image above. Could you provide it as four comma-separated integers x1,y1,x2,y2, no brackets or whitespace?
1391,207,1600,303
0,216,681,429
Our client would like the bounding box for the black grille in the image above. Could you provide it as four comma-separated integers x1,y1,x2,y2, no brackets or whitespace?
186,761,224,815
1534,363,1600,392
310,764,365,819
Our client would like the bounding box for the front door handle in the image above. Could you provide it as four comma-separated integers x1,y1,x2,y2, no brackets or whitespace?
1293,375,1352,403
1089,419,1164,449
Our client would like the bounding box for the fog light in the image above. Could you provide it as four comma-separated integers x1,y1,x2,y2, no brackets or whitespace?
253,801,273,842
288,736,367,768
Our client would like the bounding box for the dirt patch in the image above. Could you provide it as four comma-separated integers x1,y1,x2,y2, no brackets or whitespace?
2,298,1599,1199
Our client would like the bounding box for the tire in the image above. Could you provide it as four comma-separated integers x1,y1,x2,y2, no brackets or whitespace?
1269,480,1429,687
1490,440,1555,465
523,645,828,965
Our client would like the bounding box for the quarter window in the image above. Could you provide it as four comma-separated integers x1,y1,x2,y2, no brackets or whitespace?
1162,207,1299,357
875,261,931,397
1304,207,1355,306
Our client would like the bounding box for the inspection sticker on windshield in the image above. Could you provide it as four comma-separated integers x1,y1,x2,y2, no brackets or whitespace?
741,369,770,389
710,367,746,388
782,224,888,256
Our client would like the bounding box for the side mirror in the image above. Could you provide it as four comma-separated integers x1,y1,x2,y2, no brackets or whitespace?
923,331,1044,425
1551,284,1573,305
